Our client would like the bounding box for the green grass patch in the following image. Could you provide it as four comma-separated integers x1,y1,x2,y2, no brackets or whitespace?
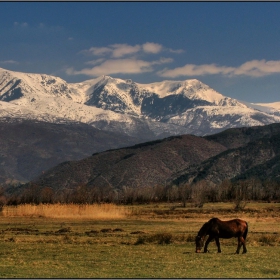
0,202,280,278
0,242,280,278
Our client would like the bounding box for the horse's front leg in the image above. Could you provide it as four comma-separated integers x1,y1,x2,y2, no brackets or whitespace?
215,237,221,253
203,236,213,253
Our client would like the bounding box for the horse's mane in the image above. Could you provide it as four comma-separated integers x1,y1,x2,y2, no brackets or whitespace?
197,221,210,237
197,218,220,237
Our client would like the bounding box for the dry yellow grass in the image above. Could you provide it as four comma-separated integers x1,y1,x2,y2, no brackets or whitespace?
1,203,131,219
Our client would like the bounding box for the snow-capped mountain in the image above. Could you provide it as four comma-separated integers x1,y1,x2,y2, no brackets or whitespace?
1,67,280,138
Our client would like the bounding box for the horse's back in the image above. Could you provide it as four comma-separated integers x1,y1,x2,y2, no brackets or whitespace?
213,218,247,227
208,218,248,238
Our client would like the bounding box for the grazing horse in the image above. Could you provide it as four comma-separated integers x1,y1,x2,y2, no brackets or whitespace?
195,218,248,254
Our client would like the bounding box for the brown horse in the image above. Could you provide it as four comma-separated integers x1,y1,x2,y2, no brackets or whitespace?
195,218,248,254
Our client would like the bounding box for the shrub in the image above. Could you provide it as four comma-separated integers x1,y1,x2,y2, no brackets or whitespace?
134,232,173,245
258,234,280,246
134,235,146,245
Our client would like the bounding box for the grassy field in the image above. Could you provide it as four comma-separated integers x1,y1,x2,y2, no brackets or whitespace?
0,202,280,278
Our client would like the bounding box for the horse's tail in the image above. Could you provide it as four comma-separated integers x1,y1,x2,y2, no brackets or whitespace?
243,222,248,240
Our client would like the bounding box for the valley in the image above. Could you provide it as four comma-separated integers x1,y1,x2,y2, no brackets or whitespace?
0,202,279,278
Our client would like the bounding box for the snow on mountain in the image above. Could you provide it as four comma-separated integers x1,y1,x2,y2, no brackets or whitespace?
167,105,280,134
0,68,125,122
0,67,280,138
0,68,155,142
252,102,280,111
138,79,239,106
0,67,74,100
236,100,280,118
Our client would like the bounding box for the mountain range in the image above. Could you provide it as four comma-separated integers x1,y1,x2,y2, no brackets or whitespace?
23,123,280,194
1,67,280,186
1,67,280,139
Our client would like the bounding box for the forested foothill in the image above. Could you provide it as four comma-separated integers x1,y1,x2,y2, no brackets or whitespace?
1,123,280,208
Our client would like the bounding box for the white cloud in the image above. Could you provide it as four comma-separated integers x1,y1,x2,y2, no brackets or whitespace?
110,44,141,58
12,22,64,34
232,59,280,77
158,63,234,77
151,57,174,65
142,42,162,54
86,47,112,56
85,58,106,65
67,57,172,77
158,59,280,78
67,59,153,76
68,42,176,77
85,44,141,58
70,40,280,79
14,22,28,28
81,42,165,58
0,60,19,65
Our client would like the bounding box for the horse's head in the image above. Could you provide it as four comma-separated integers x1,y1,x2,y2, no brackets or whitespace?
195,235,204,253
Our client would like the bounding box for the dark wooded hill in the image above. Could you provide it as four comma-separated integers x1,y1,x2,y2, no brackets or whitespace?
24,123,280,192
0,119,140,184
29,134,227,191
171,131,280,185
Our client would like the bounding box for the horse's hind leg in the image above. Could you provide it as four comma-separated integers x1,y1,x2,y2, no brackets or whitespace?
236,236,246,254
241,237,247,254
215,237,221,253
235,237,242,254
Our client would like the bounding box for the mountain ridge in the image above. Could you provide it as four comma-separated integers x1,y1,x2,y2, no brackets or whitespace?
1,67,280,186
1,67,280,138
21,123,280,194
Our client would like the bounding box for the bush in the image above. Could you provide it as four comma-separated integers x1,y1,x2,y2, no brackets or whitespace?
258,234,280,246
134,232,173,245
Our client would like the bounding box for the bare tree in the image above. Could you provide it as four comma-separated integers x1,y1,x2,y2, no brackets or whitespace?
178,183,191,207
191,180,209,208
0,186,7,210
40,187,54,204
233,180,249,210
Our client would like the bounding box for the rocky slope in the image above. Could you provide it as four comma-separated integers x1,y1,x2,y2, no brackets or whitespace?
22,123,280,193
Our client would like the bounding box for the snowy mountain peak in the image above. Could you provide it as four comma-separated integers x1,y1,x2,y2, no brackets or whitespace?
137,78,245,108
0,67,280,138
0,67,74,102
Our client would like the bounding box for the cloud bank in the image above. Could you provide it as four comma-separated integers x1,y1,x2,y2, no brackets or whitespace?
67,42,280,79
82,42,164,58
67,57,173,76
158,59,280,78
68,42,177,76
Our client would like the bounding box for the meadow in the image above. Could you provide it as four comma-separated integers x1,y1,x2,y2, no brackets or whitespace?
0,202,280,278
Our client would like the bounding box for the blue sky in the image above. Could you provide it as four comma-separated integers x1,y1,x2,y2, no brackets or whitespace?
0,2,280,103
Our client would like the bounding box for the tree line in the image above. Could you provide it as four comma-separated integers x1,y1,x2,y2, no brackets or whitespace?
1,177,280,209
